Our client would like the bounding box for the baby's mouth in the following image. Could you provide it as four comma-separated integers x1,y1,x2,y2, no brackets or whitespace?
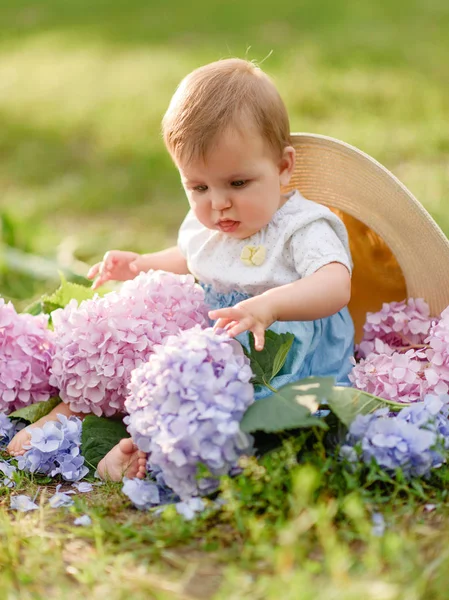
217,220,240,233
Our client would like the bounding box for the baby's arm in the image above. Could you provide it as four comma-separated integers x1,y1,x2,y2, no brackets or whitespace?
7,402,85,457
210,262,351,350
87,246,189,289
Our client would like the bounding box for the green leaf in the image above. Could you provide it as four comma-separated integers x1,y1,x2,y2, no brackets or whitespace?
240,376,332,433
326,387,408,428
244,330,295,390
81,415,128,471
23,299,44,315
9,396,61,423
40,272,97,314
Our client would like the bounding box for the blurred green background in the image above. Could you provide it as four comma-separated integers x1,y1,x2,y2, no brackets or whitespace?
1,0,448,307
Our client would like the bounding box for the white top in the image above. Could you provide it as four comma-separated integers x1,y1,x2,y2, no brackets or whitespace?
177,190,352,296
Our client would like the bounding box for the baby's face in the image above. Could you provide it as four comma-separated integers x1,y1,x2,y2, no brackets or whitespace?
177,129,295,239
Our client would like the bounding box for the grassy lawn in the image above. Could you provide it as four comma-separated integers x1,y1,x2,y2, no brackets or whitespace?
1,0,449,597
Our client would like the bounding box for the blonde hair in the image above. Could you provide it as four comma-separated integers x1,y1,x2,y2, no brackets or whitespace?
162,58,291,164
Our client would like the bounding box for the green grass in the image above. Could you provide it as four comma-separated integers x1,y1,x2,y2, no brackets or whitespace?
3,439,449,599
1,0,449,597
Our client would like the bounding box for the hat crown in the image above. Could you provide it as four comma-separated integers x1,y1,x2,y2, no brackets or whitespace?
285,133,449,341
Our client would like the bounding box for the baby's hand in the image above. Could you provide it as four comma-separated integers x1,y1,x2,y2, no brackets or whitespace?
7,426,32,457
87,250,144,290
209,296,276,351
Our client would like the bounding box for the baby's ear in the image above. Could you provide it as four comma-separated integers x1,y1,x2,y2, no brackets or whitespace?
279,146,296,186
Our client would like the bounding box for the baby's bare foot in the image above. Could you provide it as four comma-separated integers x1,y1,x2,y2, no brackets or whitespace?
7,427,32,457
97,438,147,482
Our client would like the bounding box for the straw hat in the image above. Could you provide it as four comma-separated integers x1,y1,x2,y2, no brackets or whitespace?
282,133,449,342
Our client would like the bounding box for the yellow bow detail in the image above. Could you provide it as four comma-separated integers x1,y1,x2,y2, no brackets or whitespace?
240,244,267,267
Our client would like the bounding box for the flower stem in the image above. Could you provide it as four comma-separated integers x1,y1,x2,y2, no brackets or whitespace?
263,379,278,393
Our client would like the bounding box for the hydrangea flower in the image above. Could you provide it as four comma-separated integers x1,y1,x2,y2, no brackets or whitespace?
357,298,433,358
74,515,92,526
425,307,449,397
349,348,427,403
50,271,209,417
0,413,16,447
341,395,449,478
10,495,39,512
175,498,206,520
125,326,255,501
351,302,449,404
0,298,57,413
48,488,75,508
72,482,93,493
122,477,164,510
17,414,88,482
0,460,17,488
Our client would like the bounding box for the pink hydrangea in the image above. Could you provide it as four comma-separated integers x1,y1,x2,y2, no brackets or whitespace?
0,298,57,413
425,307,449,397
357,298,434,359
50,271,209,417
349,348,427,403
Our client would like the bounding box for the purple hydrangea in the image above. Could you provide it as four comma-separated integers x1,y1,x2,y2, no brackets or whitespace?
50,271,209,417
122,477,164,510
0,298,57,414
341,395,449,478
0,413,16,447
0,460,17,488
125,326,255,501
74,514,92,526
17,414,89,481
122,465,179,510
10,495,39,512
48,486,75,508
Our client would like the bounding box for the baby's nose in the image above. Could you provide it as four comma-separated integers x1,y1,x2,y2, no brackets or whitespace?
211,191,232,211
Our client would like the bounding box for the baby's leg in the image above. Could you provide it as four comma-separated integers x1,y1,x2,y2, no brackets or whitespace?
96,439,147,481
7,402,83,457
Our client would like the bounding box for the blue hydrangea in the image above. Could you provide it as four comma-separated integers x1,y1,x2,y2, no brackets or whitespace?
10,495,38,512
122,466,179,510
125,327,255,501
17,414,89,482
0,413,16,448
341,395,449,478
122,478,163,511
0,460,17,488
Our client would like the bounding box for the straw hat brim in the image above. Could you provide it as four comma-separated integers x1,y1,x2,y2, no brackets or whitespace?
282,133,449,341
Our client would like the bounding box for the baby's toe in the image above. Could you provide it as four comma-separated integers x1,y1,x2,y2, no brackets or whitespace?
118,438,136,455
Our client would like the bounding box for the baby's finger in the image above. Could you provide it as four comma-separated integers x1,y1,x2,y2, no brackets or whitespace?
213,317,233,330
208,307,243,321
87,262,101,280
91,272,110,290
101,251,119,273
224,319,253,339
252,326,266,351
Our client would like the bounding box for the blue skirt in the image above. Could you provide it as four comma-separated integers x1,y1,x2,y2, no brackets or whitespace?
203,285,355,400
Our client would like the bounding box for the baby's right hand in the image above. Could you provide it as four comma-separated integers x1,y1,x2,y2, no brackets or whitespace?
87,250,143,289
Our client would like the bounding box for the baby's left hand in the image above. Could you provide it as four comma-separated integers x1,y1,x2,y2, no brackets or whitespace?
209,296,276,351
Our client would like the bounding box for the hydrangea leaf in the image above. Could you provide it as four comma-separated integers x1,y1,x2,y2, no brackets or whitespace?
326,387,409,428
23,273,97,316
40,272,97,314
81,415,128,471
9,396,61,423
23,299,44,316
244,331,295,391
240,377,332,433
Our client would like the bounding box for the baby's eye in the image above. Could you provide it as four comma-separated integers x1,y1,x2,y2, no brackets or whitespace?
193,185,208,192
231,180,247,187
